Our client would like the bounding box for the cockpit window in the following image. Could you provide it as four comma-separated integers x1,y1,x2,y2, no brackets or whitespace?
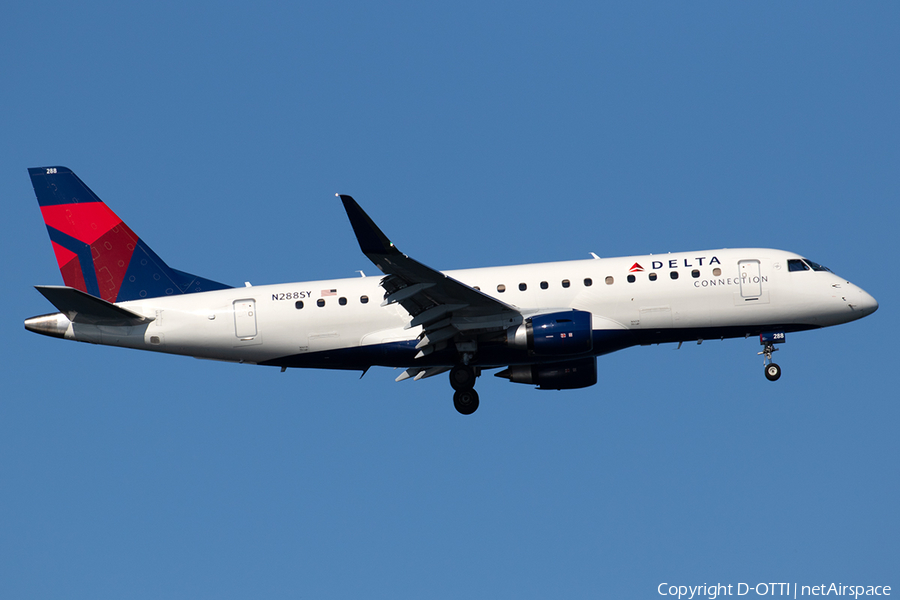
804,259,831,272
788,259,809,272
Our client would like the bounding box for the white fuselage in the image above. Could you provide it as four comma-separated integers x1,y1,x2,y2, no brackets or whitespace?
44,248,877,371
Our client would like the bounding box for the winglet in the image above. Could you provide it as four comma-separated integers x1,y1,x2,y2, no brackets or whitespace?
337,194,400,256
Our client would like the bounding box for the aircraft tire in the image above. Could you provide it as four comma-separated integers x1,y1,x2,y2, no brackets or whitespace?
453,389,479,415
765,363,782,381
449,365,476,391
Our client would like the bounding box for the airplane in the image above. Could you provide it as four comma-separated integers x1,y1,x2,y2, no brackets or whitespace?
25,166,878,414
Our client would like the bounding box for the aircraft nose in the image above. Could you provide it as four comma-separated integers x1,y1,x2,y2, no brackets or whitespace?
855,287,878,316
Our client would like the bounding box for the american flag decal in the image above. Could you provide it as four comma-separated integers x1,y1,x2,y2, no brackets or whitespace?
321,289,337,297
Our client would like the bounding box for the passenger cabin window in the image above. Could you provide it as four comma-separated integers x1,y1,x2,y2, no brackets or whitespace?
627,274,636,283
788,259,809,272
691,269,700,278
497,284,506,293
584,278,592,287
295,301,304,309
317,299,325,307
713,268,722,276
605,276,614,285
649,273,657,281
360,295,369,304
670,271,679,280
540,281,548,290
339,297,347,306
519,283,527,291
562,279,571,288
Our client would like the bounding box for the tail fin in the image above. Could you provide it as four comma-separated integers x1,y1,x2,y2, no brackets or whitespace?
28,166,232,302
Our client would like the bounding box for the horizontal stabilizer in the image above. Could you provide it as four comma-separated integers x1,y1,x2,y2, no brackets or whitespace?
35,285,154,326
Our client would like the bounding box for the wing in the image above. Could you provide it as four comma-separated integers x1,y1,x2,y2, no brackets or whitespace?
338,195,523,362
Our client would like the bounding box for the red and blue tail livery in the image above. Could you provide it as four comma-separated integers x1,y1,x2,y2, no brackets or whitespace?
25,166,877,414
29,167,231,302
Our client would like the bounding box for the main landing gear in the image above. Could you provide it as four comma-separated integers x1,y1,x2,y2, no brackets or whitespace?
450,364,479,415
758,331,785,381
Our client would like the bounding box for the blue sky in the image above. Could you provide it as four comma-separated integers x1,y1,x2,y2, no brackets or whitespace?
1,2,897,598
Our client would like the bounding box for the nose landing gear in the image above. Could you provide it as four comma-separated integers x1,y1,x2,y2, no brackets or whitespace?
758,331,785,381
449,364,479,414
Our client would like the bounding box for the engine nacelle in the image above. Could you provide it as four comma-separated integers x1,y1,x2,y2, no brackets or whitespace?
507,310,593,356
495,357,597,390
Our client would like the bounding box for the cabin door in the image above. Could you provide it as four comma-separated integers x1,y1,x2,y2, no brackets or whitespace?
739,260,762,298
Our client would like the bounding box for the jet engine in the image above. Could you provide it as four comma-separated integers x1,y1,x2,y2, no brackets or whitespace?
495,357,597,390
506,309,593,356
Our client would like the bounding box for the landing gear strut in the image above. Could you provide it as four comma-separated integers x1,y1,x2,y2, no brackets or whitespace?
758,332,785,382
449,364,479,414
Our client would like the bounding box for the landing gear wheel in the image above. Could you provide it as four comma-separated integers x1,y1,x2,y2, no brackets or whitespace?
765,363,782,381
453,389,480,415
449,365,476,391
